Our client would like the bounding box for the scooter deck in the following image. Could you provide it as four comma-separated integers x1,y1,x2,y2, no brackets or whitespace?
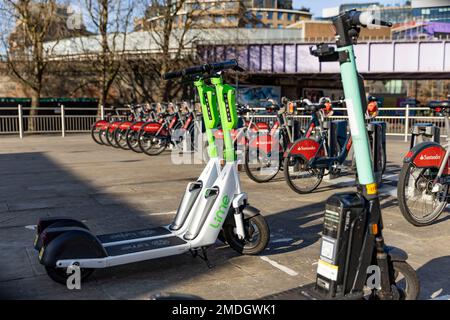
105,236,187,256
97,227,171,244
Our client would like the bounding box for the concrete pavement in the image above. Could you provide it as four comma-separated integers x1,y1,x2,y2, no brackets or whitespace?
0,134,449,300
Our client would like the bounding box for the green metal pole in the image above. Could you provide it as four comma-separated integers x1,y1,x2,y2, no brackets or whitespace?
337,45,375,186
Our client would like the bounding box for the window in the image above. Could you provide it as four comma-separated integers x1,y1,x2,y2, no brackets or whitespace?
277,24,283,29
267,23,272,28
256,12,264,19
267,11,273,19
278,12,284,20
288,13,293,21
245,23,252,28
257,23,263,28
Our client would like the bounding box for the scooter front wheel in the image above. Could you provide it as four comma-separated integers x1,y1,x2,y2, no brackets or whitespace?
45,266,94,285
391,261,420,300
223,214,269,255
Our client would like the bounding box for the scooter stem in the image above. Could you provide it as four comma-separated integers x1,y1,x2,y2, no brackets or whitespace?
337,45,375,187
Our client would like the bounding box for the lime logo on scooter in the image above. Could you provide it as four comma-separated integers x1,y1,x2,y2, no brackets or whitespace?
209,195,230,228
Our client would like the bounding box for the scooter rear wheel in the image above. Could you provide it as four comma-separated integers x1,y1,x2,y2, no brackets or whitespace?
223,214,269,255
45,266,94,285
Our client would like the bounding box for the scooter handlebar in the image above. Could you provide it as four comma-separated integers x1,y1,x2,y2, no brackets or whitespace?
354,11,393,28
163,70,183,80
163,59,244,80
208,59,244,72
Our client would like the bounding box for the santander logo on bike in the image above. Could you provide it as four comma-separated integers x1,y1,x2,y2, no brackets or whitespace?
297,145,316,151
419,154,441,161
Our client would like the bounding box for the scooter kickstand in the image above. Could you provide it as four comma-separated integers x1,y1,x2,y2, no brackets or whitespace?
191,247,214,269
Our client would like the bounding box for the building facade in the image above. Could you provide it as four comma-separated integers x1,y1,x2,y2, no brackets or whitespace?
321,0,450,25
134,0,312,31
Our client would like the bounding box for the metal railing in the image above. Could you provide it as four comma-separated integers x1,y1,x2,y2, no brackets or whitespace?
245,106,446,142
0,104,446,141
0,105,130,138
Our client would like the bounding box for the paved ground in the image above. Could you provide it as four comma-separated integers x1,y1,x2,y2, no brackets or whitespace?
0,134,449,300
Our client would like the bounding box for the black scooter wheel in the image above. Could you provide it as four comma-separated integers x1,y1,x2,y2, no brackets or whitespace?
223,214,269,255
392,261,420,300
45,266,94,285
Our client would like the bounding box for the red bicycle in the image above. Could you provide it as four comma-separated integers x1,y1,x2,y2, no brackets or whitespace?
138,102,199,155
398,98,450,226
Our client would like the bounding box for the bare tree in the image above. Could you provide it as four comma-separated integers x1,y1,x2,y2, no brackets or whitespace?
80,0,135,111
117,0,202,103
0,0,63,130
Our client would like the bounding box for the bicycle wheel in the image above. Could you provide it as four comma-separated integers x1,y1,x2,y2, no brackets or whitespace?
99,128,110,146
115,128,130,150
126,129,143,153
90,123,104,145
243,145,280,183
283,156,324,194
106,127,120,148
138,130,167,155
398,162,448,226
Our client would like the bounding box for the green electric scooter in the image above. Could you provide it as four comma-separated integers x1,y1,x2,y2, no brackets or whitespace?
265,10,420,300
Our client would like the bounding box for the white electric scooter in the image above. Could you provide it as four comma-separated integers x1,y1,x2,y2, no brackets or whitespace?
33,60,270,284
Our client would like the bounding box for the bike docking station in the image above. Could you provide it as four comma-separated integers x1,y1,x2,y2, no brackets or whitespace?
32,60,270,284
265,10,419,300
410,122,440,149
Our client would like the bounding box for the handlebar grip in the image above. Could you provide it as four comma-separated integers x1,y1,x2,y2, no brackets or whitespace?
163,70,183,80
209,59,238,72
184,65,207,76
357,11,392,28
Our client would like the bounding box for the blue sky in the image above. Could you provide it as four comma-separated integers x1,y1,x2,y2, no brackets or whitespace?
293,0,408,17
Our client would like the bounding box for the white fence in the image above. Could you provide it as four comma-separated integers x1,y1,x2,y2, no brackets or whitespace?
0,105,127,139
0,105,446,141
